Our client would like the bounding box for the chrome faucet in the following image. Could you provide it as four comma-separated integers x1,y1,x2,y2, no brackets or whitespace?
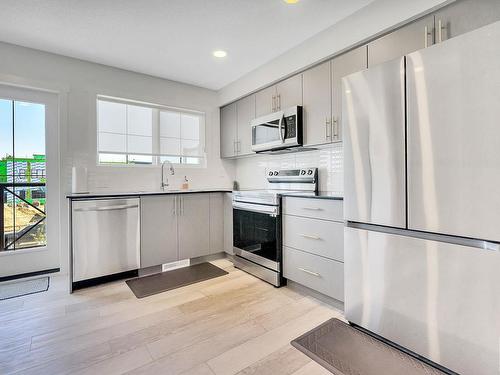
161,160,175,190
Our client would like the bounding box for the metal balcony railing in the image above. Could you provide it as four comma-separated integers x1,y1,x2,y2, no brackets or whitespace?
0,182,46,251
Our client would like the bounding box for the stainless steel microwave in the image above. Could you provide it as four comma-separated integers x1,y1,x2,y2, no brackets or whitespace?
251,106,303,152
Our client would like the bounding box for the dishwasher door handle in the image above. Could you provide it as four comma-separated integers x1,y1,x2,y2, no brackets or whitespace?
73,204,139,212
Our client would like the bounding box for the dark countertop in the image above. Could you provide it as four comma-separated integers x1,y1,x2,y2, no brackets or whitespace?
280,191,344,200
66,189,232,200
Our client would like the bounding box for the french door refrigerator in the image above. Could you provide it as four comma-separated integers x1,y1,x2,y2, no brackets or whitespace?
344,21,500,375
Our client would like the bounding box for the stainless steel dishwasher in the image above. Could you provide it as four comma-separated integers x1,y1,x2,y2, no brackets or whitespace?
71,198,140,285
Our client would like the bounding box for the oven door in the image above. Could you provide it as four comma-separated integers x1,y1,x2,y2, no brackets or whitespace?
232,202,281,271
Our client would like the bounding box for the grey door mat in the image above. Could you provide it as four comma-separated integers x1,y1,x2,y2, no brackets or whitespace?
126,262,228,298
0,276,50,300
291,318,447,375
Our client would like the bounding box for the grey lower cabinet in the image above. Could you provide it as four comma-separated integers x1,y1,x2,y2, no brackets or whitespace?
178,194,210,260
434,0,500,42
282,197,344,302
140,195,178,268
140,193,224,268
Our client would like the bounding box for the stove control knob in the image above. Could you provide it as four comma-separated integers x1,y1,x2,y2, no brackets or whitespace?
269,171,273,176
274,171,279,176
300,170,306,175
307,170,313,175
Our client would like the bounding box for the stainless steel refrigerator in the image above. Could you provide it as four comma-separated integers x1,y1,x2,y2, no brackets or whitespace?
343,21,500,375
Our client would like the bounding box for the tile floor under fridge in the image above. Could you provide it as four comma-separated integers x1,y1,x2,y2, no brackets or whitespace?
0,259,342,375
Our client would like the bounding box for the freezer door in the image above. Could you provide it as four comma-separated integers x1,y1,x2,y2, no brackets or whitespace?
343,58,406,228
345,226,500,375
407,21,500,242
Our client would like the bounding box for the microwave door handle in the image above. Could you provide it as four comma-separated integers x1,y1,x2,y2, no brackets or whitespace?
278,112,285,143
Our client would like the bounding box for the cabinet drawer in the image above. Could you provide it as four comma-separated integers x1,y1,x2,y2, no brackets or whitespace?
284,215,344,261
283,197,343,222
283,246,344,301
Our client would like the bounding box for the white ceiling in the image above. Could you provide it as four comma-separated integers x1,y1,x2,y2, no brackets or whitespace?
0,0,373,90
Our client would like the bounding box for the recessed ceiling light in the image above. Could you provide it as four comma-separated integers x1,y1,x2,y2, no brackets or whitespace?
213,50,227,58
283,0,299,3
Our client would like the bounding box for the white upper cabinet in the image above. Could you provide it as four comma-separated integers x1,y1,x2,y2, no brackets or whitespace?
236,94,255,156
220,103,237,158
368,16,434,68
332,45,368,143
302,60,332,146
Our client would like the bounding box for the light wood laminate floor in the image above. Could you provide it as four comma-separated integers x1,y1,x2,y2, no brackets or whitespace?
0,259,343,375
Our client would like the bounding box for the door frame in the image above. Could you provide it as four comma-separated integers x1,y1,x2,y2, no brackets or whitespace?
0,84,61,277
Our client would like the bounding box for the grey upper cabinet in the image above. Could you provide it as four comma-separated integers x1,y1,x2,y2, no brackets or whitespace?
275,74,303,110
332,46,367,143
302,61,332,146
434,0,500,43
255,74,302,117
140,195,178,268
209,193,224,254
220,103,237,158
368,16,435,67
255,85,277,117
236,94,255,156
178,194,210,260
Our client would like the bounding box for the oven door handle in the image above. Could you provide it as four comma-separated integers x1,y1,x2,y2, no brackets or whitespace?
232,201,279,216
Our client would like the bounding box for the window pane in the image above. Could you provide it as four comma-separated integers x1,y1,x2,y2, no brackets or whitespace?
99,132,126,153
127,135,152,154
99,153,126,164
127,105,152,136
160,111,181,138
160,156,181,164
14,101,45,159
160,137,181,156
181,114,200,140
128,155,153,164
98,100,126,134
181,139,202,156
182,157,202,165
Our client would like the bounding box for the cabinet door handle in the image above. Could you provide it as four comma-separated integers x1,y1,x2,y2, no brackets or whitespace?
277,94,281,111
298,267,321,277
333,117,339,139
424,25,433,48
299,233,321,240
272,95,276,112
438,19,446,43
237,140,241,153
302,207,322,211
173,196,177,216
325,117,331,139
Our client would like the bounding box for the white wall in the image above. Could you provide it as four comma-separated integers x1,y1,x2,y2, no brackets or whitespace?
235,143,344,195
219,0,453,105
0,41,235,277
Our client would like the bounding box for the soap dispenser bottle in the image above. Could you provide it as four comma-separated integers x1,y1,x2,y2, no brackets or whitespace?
182,176,189,190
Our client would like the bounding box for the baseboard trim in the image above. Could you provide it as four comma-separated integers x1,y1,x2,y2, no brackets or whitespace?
0,268,60,283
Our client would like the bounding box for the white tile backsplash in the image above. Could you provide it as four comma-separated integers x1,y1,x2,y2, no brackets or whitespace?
235,142,344,196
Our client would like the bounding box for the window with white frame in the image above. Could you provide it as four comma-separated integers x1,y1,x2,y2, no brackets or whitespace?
97,96,205,166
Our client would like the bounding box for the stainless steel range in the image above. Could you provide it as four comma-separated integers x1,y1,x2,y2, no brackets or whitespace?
232,168,317,287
